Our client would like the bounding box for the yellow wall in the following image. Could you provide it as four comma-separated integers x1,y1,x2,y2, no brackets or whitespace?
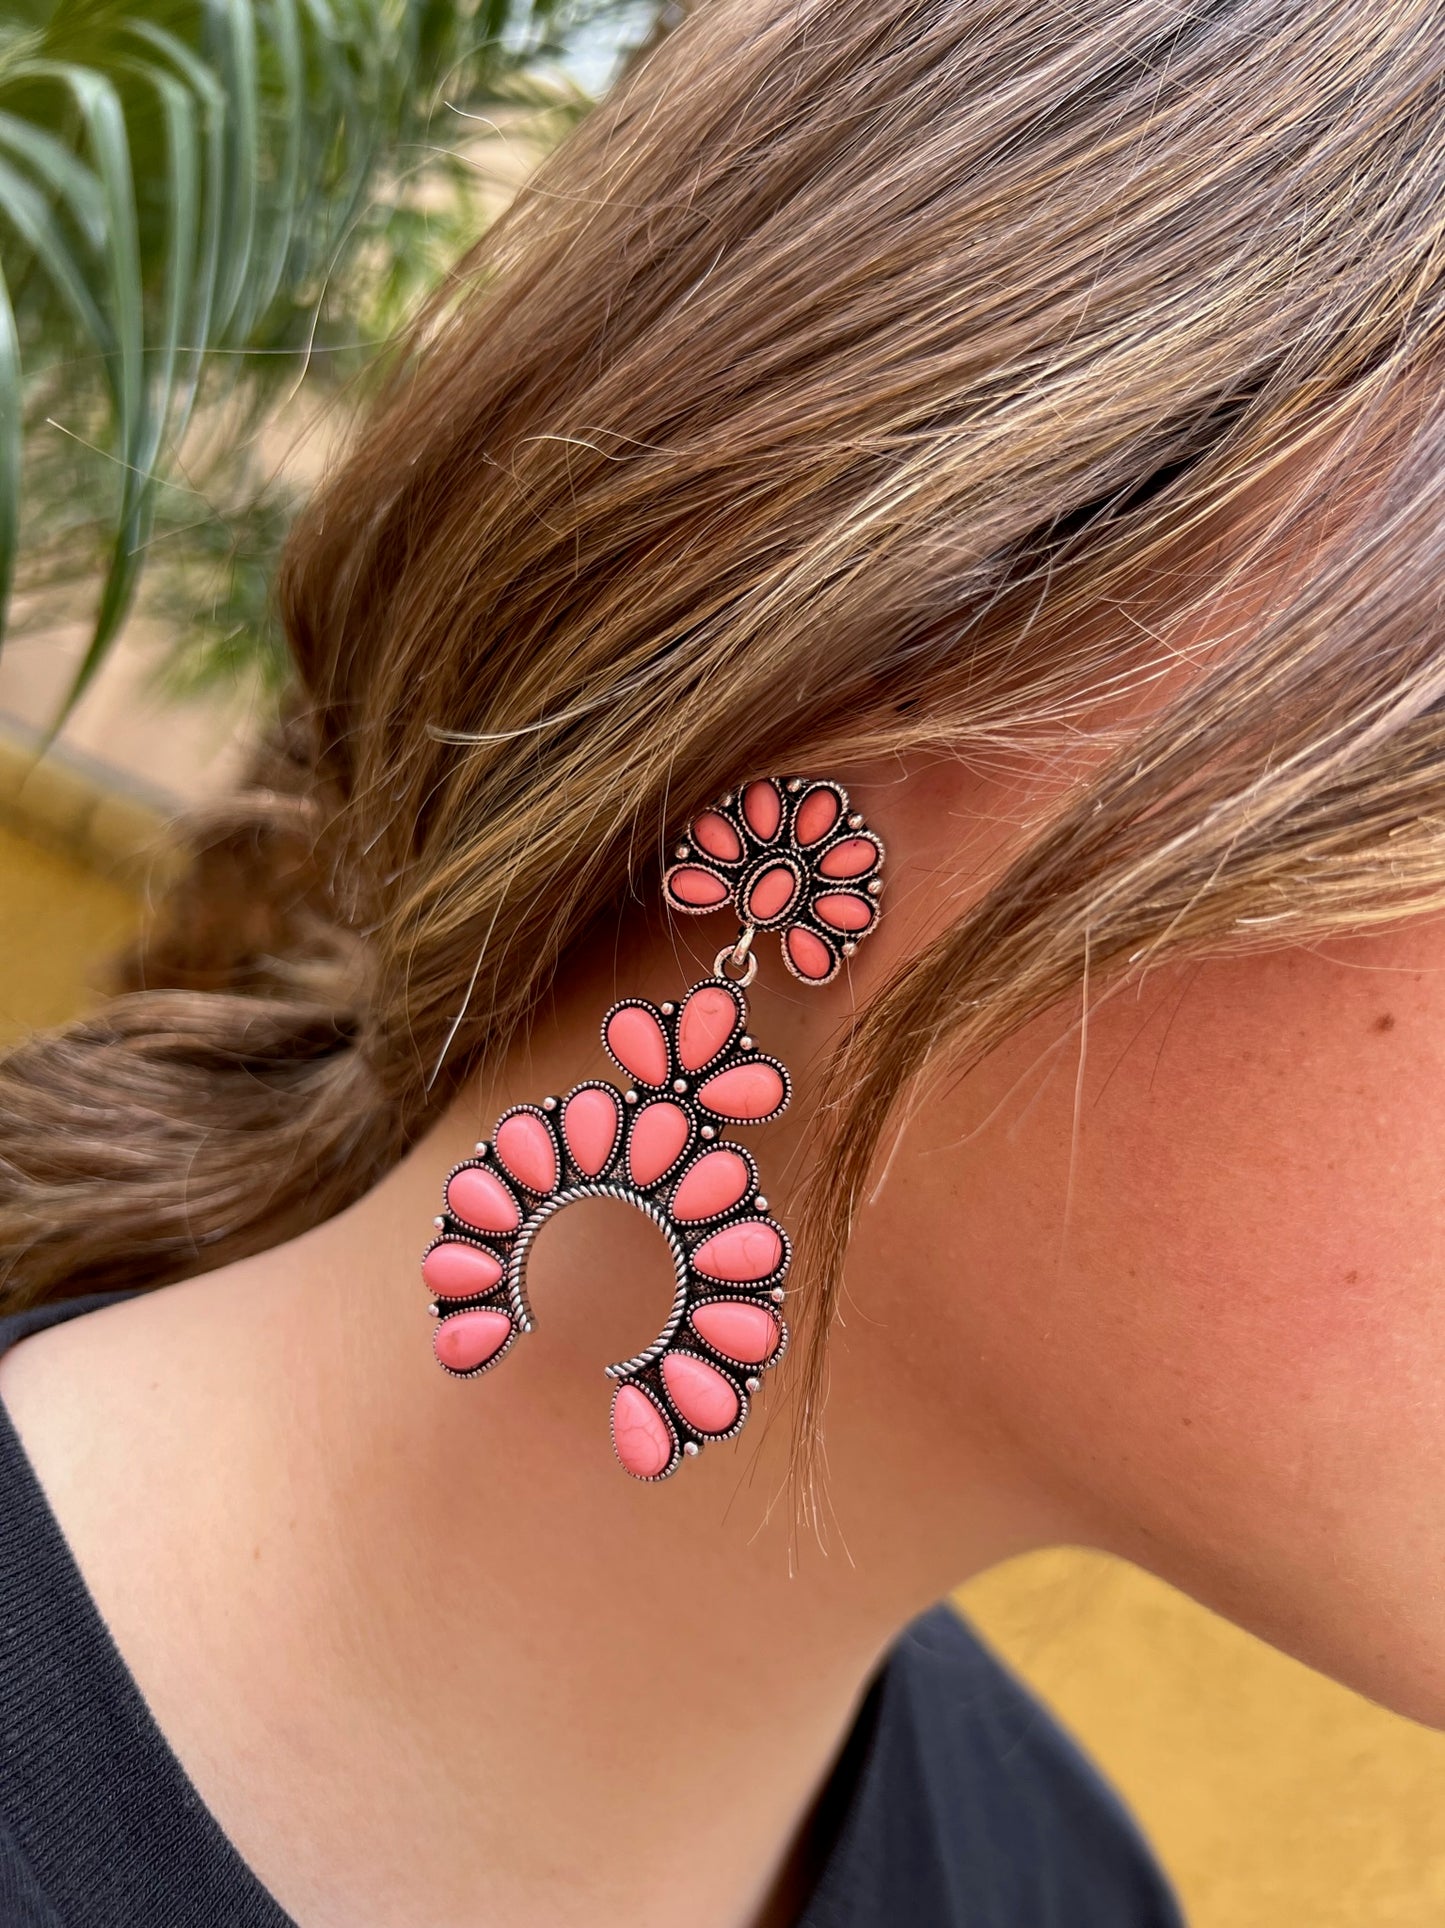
0,824,139,1037
5,816,1445,1923
961,1554,1445,1924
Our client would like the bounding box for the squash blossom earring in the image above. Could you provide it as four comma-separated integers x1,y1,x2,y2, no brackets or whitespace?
421,776,885,1480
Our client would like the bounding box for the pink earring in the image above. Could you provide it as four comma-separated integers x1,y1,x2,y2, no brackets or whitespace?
421,776,885,1479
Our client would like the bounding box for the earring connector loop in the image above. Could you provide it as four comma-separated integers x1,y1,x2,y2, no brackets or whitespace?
715,925,758,986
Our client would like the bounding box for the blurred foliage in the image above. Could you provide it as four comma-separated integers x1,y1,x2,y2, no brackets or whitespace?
0,0,660,718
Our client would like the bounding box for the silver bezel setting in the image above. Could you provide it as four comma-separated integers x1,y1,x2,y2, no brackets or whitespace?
662,776,885,985
422,978,791,1476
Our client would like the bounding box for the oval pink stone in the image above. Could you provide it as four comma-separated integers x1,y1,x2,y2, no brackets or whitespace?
494,1111,558,1194
785,927,835,981
698,1061,786,1121
814,891,875,933
671,1147,751,1221
818,835,879,879
794,787,841,845
422,1240,505,1300
612,1384,675,1478
691,1299,782,1365
447,1164,521,1234
606,1004,670,1085
693,1219,784,1283
662,1352,741,1434
677,983,741,1071
564,1084,622,1177
692,810,742,862
627,1100,691,1186
433,1308,512,1373
747,863,798,922
742,780,782,840
668,865,729,908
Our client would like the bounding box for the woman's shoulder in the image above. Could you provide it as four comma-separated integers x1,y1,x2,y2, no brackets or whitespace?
0,1289,294,1927
0,1292,137,1348
0,1292,152,1514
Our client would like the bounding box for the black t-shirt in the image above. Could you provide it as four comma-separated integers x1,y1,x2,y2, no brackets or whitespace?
0,1294,1186,1926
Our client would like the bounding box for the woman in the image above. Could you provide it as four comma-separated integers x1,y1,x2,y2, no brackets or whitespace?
1,1,1442,1920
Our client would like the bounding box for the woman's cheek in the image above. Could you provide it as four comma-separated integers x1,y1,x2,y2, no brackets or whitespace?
865,925,1445,1720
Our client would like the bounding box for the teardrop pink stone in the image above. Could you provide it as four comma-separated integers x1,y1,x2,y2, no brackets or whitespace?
818,836,878,879
494,1111,558,1193
814,892,875,932
693,1219,784,1283
564,1085,622,1177
612,1384,674,1478
433,1308,512,1372
747,863,797,921
627,1101,690,1186
742,780,782,840
698,1061,786,1121
671,1147,751,1221
668,866,729,908
794,787,841,845
691,1300,782,1365
606,1004,670,1085
677,983,741,1071
785,927,835,981
692,810,742,862
447,1164,521,1234
422,1240,505,1300
662,1352,741,1434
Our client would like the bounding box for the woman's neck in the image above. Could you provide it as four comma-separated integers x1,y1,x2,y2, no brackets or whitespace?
0,918,1055,1927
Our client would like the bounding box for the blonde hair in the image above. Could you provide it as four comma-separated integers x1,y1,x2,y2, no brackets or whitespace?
4,0,1445,1477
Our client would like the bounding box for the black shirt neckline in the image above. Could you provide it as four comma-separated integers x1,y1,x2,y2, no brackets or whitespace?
0,1292,1183,1928
0,1295,294,1924
0,1292,885,1928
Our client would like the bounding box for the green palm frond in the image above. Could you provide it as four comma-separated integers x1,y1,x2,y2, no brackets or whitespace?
0,0,655,721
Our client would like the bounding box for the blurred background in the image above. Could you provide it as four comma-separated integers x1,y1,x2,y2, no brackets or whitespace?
2,2,1445,1918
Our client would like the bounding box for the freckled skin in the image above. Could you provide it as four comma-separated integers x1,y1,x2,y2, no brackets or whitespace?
840,757,1445,1724
7,746,1445,1926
